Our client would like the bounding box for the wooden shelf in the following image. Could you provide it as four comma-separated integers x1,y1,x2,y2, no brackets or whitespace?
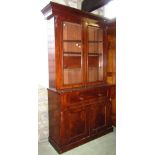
64,52,82,56
63,40,81,42
88,41,103,43
63,53,101,56
88,53,102,56
63,40,102,43
63,52,101,56
63,67,81,69
64,51,81,54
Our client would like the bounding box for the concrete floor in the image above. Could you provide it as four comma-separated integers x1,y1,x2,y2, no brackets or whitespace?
38,127,116,155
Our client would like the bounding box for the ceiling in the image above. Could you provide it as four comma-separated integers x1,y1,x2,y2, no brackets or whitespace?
81,0,112,12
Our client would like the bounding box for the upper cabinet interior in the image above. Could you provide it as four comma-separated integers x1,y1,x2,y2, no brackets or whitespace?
63,22,83,85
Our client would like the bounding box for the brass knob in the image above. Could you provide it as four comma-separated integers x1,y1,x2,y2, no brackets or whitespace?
79,97,84,100
98,93,102,97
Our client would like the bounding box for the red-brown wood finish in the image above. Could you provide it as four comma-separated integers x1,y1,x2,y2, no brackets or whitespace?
42,2,115,153
106,19,116,126
48,85,114,153
47,18,56,88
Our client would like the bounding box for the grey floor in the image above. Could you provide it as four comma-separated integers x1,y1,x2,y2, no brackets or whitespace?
38,127,116,155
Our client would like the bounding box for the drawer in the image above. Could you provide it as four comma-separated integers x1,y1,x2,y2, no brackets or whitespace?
83,88,108,100
63,87,109,107
66,92,86,106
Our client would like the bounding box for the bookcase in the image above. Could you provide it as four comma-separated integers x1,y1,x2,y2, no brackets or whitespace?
42,2,115,153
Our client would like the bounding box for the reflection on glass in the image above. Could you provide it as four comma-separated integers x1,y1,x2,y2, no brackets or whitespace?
88,26,103,82
63,22,82,85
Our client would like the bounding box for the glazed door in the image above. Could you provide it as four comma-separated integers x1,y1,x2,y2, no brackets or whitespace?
61,106,89,145
87,25,104,83
62,21,84,86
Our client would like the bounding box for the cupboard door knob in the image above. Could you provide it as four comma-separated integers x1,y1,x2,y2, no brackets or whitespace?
79,97,84,101
98,93,102,97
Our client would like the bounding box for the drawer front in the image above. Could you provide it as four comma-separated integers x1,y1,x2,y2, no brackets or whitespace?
62,87,109,108
64,92,85,107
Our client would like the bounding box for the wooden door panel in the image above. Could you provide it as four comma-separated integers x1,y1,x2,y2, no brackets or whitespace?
90,97,112,135
61,107,89,145
90,101,107,135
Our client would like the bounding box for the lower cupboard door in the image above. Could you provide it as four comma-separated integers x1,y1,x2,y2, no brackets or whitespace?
60,107,89,145
90,101,107,135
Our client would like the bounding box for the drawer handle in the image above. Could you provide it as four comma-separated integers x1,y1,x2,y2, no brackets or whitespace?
79,97,84,100
98,93,102,97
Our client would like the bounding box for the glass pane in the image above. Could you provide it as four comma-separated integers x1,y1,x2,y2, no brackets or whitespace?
63,22,82,85
88,26,103,82
63,22,81,40
64,42,82,53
